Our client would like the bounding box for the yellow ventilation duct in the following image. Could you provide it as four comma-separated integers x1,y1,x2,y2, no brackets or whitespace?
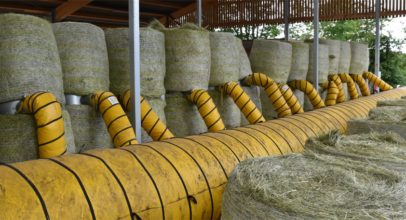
338,73,359,99
363,71,393,91
89,91,137,147
245,73,292,118
277,84,304,114
328,74,346,103
289,80,326,110
325,81,338,106
119,90,174,141
187,89,226,132
17,92,67,158
350,74,371,96
220,81,265,124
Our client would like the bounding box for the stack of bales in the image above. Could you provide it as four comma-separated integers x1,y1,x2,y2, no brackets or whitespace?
349,42,369,75
240,86,262,126
305,39,341,76
338,41,352,100
53,22,113,151
250,40,292,120
161,23,211,137
104,26,167,143
0,14,75,163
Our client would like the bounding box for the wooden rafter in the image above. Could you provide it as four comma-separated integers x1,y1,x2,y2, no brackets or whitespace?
158,0,216,25
139,0,183,9
0,3,50,14
55,0,94,21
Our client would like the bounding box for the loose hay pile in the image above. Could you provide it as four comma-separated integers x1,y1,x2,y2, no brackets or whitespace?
338,41,351,73
52,22,109,95
369,106,406,121
349,42,369,75
235,37,253,80
241,86,261,126
0,13,65,104
104,27,166,96
222,149,406,219
306,43,329,83
377,99,406,107
285,42,309,81
164,92,207,137
250,40,292,84
0,110,75,163
65,105,114,153
209,32,239,86
161,23,211,92
207,90,240,129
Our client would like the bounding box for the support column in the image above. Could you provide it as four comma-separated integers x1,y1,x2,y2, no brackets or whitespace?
129,0,142,143
375,0,380,78
196,0,202,26
284,0,290,41
313,0,319,88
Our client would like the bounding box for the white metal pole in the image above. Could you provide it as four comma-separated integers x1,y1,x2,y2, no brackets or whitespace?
375,0,380,92
313,0,319,88
196,0,202,26
284,0,290,41
129,0,142,143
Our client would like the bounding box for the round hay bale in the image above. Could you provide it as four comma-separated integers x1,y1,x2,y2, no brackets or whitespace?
235,37,253,80
349,42,368,75
369,106,406,122
207,90,240,129
241,86,261,126
364,48,370,72
305,39,341,75
249,40,292,84
377,99,406,107
164,92,207,137
292,88,304,107
260,87,277,120
306,43,329,83
0,110,75,163
104,28,166,96
342,82,350,101
347,118,406,140
222,150,406,220
160,24,211,92
285,42,309,81
52,22,109,95
208,32,239,86
338,41,351,74
0,13,65,104
65,105,114,153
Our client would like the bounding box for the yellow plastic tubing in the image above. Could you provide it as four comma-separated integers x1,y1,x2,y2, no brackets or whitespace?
350,74,371,96
363,71,393,91
338,73,359,99
119,90,174,141
245,73,292,118
278,84,304,114
188,89,226,132
289,80,326,109
220,81,265,124
328,74,346,103
90,91,137,147
16,92,66,158
325,81,338,106
1,88,406,220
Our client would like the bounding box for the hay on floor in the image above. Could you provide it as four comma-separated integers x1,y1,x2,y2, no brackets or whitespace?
306,43,329,83
240,86,262,126
338,41,351,74
0,13,65,104
207,90,240,129
285,42,309,81
235,37,253,80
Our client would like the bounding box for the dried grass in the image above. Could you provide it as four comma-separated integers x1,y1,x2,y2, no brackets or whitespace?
306,43,329,83
338,41,351,74
377,99,406,107
285,42,309,81
235,37,253,80
349,42,369,75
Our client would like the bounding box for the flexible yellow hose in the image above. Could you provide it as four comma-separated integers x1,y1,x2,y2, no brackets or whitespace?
363,71,393,91
338,73,359,99
220,81,265,124
119,90,174,141
325,81,338,106
245,73,292,118
277,84,304,114
350,74,371,96
188,89,226,132
17,92,66,158
328,74,346,103
289,80,326,109
90,91,137,147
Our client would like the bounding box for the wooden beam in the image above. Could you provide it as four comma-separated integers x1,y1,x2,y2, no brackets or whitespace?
159,0,216,25
69,12,129,22
55,0,94,21
139,0,183,9
0,3,50,14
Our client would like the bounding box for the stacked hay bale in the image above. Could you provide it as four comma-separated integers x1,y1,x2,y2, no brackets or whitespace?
208,90,240,129
209,32,239,86
305,39,341,75
235,38,253,80
241,86,261,126
53,22,113,150
338,41,351,74
104,27,166,97
349,42,369,74
164,92,207,137
0,110,75,163
260,87,277,120
306,43,329,83
364,48,370,72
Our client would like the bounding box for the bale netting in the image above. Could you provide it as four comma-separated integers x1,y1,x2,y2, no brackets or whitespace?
207,90,240,129
160,23,211,92
52,22,109,95
338,41,351,73
104,27,166,96
285,42,309,81
222,150,406,220
249,40,292,84
377,98,406,107
164,92,207,137
241,86,261,126
305,39,341,75
208,32,239,86
65,105,114,153
0,13,65,104
306,43,329,83
0,110,75,164
235,37,253,80
349,42,369,75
